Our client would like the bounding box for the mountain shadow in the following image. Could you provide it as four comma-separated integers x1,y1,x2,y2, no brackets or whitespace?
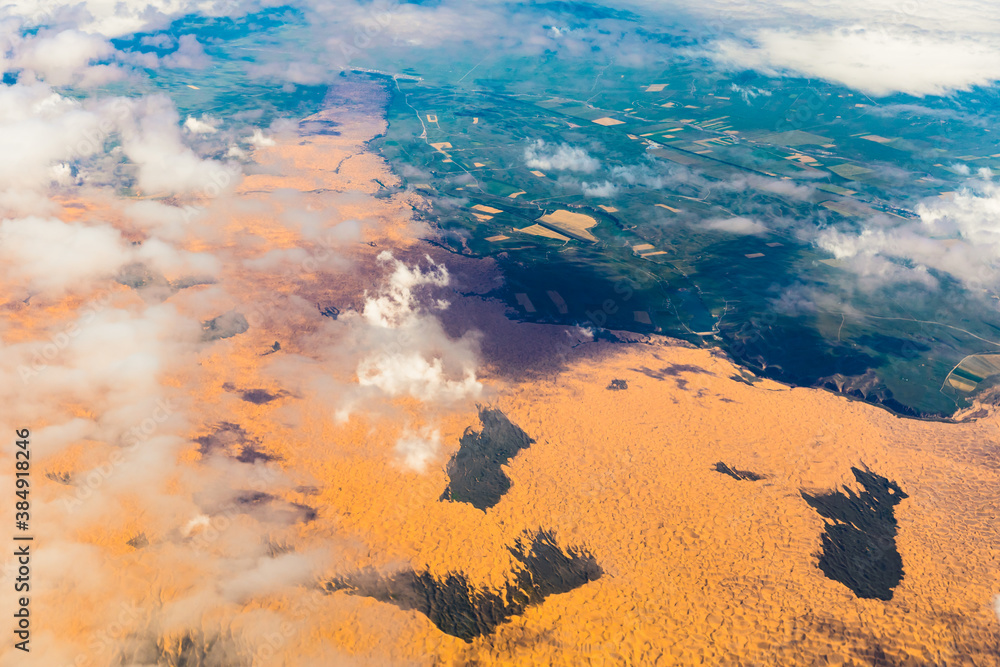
324,529,601,642
440,407,534,510
714,462,763,481
802,467,908,600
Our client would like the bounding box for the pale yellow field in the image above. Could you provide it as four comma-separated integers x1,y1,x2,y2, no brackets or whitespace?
537,210,599,242
517,223,570,241
656,203,681,213
945,353,1000,393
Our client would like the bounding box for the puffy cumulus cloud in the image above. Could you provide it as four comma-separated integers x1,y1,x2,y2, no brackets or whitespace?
609,163,677,190
2,300,200,433
913,177,1000,283
950,163,973,176
0,213,219,300
134,235,222,277
703,216,768,235
358,352,482,402
7,0,252,37
730,82,772,103
361,251,450,328
352,252,482,404
0,217,130,295
183,114,218,134
525,140,601,173
5,28,122,87
709,28,1000,97
217,550,329,603
582,180,619,197
769,283,822,317
122,199,209,241
0,82,124,194
394,426,442,472
813,174,1000,290
245,60,332,86
249,251,482,428
0,80,242,209
140,33,176,49
247,128,276,148
816,228,940,289
120,95,242,196
723,174,815,201
161,34,211,69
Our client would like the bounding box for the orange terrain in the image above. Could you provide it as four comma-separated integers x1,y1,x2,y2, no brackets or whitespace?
4,97,999,667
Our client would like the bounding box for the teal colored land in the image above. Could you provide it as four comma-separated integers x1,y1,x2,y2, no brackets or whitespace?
100,8,1000,417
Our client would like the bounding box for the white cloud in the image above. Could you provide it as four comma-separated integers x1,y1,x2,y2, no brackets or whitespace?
357,353,482,402
161,34,210,69
362,251,450,328
123,199,207,241
703,216,768,235
525,139,601,173
247,128,276,148
394,426,442,472
0,211,218,298
0,83,113,193
0,7,501,662
813,174,1000,289
609,163,674,189
582,180,619,197
351,252,482,404
0,80,242,208
950,163,972,176
655,0,1000,96
11,0,1000,100
121,95,241,196
7,0,247,37
730,83,772,103
730,175,815,201
218,551,321,602
0,217,129,295
661,0,1000,36
140,33,175,49
710,27,1000,97
10,29,118,86
183,115,218,134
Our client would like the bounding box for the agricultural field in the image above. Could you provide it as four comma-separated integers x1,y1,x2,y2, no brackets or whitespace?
368,60,1000,418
